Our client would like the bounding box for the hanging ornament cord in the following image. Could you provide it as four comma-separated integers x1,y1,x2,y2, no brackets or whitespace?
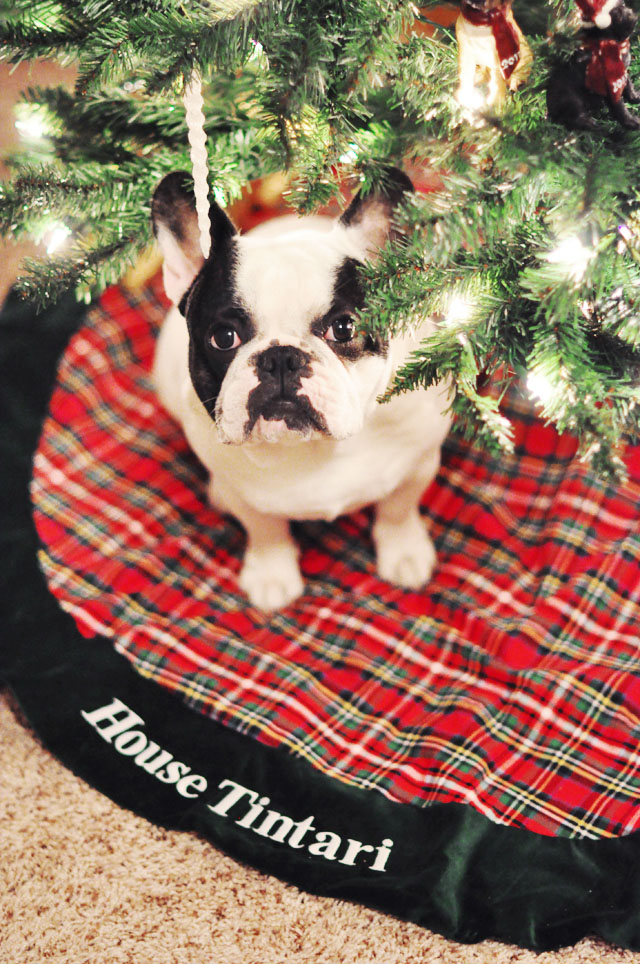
183,72,212,259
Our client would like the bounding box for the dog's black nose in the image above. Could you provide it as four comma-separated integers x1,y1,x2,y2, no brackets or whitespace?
256,345,310,389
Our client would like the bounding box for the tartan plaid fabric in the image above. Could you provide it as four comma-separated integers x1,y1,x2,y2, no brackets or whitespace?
31,280,640,840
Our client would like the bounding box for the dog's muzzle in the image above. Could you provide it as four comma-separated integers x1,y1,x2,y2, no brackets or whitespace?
244,344,327,439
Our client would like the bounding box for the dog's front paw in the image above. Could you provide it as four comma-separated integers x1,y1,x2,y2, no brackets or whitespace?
239,545,305,612
373,514,436,590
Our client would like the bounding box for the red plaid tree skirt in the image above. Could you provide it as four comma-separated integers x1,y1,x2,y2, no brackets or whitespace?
31,279,640,840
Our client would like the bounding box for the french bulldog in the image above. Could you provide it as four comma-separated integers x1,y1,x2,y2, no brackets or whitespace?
151,169,451,611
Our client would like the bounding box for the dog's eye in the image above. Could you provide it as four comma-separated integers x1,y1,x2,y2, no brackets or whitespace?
210,326,242,351
324,316,355,344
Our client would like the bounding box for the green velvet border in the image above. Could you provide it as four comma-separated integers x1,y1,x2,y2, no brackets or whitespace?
2,289,640,952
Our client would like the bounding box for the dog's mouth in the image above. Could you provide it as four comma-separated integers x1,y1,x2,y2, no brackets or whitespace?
244,394,328,443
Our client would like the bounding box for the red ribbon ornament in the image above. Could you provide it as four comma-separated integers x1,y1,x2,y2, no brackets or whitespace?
584,37,629,102
460,2,521,79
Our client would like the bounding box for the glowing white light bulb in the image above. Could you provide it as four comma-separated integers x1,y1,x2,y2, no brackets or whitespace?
546,236,592,281
46,224,72,255
527,371,555,405
455,84,488,113
339,144,359,164
15,115,48,140
444,293,475,327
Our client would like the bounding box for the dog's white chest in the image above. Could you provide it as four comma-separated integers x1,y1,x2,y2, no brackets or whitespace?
207,406,444,522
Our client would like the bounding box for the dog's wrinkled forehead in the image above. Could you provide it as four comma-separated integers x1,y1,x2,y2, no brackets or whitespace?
181,224,362,343
232,227,360,334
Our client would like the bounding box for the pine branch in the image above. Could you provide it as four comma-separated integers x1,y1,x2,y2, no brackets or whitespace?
3,0,640,473
15,235,145,306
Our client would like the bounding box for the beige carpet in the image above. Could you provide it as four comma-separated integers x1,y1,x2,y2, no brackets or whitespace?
1,690,638,964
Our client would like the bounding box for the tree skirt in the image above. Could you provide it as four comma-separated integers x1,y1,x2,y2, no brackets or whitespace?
3,280,640,952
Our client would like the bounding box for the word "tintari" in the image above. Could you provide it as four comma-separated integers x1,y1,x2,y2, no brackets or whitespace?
81,698,394,873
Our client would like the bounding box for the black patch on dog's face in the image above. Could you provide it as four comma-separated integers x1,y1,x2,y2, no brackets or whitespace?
182,239,254,417
312,258,388,362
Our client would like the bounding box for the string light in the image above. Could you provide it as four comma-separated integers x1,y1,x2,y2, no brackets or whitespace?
526,370,555,405
123,79,145,93
46,223,72,255
15,104,51,142
546,236,593,282
455,85,487,114
527,366,575,407
15,116,47,140
339,144,359,164
443,293,476,327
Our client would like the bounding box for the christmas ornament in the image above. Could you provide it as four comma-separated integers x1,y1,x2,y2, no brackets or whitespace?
574,0,619,29
547,0,640,130
455,0,533,110
183,72,212,258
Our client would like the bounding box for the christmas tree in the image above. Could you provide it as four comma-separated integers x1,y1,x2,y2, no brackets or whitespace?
2,0,640,476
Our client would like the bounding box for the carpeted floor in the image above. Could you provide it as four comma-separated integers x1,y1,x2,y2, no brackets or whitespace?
1,690,638,964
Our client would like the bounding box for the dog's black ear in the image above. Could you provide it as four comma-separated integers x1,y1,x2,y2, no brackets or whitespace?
339,167,414,258
151,171,237,305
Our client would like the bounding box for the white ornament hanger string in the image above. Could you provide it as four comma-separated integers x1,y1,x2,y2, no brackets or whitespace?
183,71,212,259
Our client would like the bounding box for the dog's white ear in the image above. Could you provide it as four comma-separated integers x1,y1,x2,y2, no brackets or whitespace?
340,167,414,259
151,171,237,305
